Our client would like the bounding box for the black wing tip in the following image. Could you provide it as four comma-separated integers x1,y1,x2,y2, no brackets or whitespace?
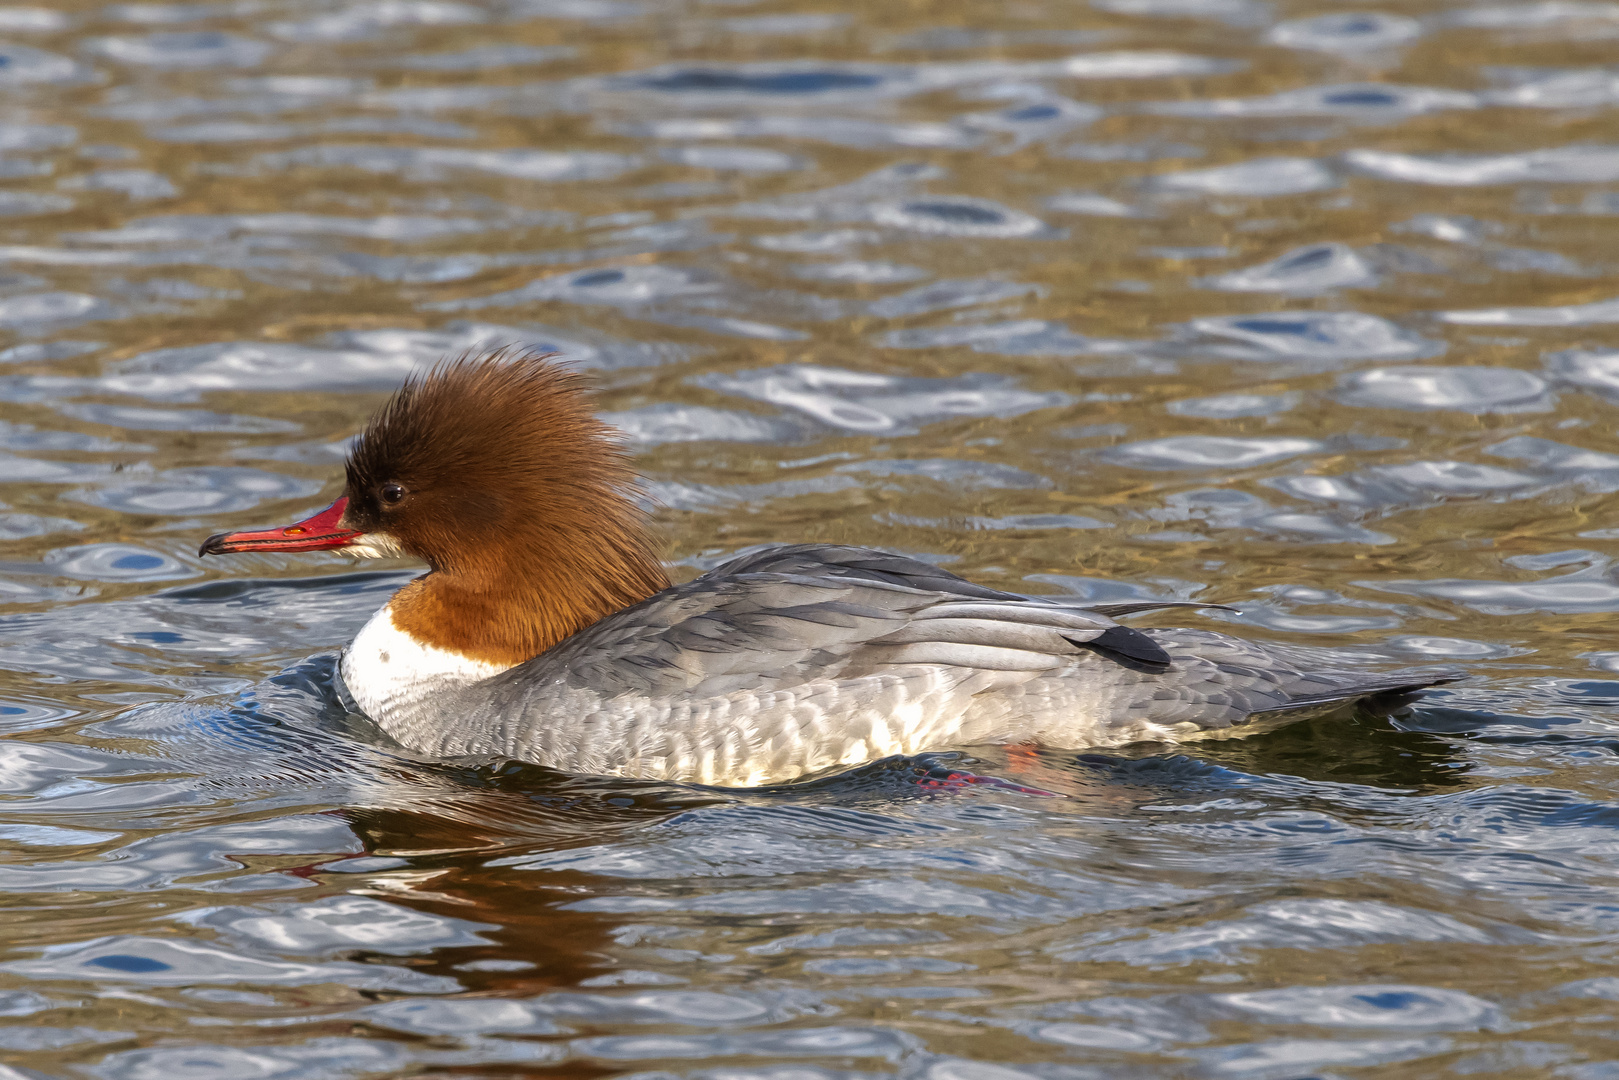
1085,624,1172,670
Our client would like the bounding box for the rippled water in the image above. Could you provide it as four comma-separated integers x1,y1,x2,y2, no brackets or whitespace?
4,0,1619,1075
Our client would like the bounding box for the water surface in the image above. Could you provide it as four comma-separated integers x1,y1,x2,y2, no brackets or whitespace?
4,0,1619,1076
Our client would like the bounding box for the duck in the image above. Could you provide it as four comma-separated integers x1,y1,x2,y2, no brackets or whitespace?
199,351,1457,787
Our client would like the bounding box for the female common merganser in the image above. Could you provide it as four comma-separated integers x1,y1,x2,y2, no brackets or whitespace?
200,352,1455,787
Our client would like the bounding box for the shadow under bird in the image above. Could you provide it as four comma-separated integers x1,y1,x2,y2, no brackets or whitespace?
199,351,1459,787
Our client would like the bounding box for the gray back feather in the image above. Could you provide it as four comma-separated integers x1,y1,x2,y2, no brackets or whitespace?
503,545,1147,699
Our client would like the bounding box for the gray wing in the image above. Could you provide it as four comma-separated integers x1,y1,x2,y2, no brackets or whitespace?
711,543,1014,599
507,542,1452,718
514,544,1163,699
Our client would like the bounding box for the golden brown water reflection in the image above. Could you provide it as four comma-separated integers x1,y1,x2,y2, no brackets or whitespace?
4,0,1619,1075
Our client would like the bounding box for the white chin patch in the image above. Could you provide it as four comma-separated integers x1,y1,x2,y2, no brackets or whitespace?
345,532,405,559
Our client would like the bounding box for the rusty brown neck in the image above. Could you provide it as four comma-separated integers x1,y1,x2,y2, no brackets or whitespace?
386,527,670,668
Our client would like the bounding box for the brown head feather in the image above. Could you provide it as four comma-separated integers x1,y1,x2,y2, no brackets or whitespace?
341,348,669,666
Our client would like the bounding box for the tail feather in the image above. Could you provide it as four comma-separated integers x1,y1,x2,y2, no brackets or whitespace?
1247,668,1464,725
1082,600,1239,618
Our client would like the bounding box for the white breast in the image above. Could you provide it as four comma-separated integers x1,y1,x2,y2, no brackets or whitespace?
339,604,510,739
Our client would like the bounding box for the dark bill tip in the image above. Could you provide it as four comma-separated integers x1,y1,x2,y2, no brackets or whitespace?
198,497,362,558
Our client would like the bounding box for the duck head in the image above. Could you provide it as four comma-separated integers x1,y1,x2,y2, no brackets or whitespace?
200,350,670,665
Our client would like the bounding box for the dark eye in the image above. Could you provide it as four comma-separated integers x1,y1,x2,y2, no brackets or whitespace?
380,484,406,505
